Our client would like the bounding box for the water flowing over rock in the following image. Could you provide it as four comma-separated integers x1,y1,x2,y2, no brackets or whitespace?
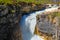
20,6,59,40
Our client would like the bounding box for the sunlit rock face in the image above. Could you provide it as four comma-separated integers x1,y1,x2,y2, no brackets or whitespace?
45,7,58,13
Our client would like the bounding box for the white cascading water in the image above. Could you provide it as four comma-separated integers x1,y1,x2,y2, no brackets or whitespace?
20,6,59,40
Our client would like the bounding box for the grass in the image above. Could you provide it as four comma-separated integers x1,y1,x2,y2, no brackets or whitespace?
52,12,60,17
54,12,60,17
0,0,60,4
57,12,60,17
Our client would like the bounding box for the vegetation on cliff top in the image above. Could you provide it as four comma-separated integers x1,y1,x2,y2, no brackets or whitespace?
0,0,60,4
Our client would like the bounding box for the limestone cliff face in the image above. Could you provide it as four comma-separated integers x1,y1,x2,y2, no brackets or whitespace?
0,5,23,40
34,12,60,40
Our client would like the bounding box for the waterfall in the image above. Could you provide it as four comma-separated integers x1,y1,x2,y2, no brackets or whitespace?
20,6,59,40
20,10,44,40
